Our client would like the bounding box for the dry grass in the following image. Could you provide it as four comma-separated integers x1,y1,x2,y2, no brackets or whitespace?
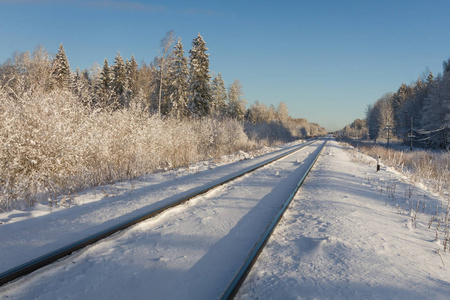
0,88,261,211
340,139,450,196
357,144,450,196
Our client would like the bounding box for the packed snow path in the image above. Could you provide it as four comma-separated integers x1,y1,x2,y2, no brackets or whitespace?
0,140,325,299
237,139,450,299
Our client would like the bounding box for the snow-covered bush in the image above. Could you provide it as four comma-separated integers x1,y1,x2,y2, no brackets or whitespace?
0,87,257,211
348,142,450,196
244,121,295,145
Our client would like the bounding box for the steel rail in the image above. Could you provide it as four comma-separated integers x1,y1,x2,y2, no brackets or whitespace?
220,139,328,300
0,140,317,287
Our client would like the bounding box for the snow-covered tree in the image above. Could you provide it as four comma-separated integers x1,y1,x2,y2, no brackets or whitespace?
443,57,450,75
393,83,413,138
426,71,434,88
377,93,395,140
247,101,269,123
154,31,175,116
277,102,289,123
210,73,227,117
402,77,427,131
422,73,450,149
73,67,93,106
366,93,394,141
167,38,189,117
227,79,246,121
112,51,127,103
126,54,139,97
188,33,211,117
97,58,112,108
52,43,71,89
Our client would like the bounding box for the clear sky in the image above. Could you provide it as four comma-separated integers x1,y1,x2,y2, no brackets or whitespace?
1,0,450,131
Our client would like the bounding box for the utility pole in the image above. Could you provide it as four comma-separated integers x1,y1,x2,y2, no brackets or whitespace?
385,125,392,150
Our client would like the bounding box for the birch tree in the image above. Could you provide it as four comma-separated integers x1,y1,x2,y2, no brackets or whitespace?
155,31,175,116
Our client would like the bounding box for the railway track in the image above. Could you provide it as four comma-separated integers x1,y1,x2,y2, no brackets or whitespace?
221,139,327,299
0,140,325,291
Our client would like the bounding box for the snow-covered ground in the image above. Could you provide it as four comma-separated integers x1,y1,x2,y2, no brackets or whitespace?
0,140,306,273
1,139,449,299
237,139,450,299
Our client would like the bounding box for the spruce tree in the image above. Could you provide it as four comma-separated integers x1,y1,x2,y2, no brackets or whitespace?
188,33,211,117
97,58,112,108
112,51,126,96
126,54,139,96
52,43,71,89
167,38,189,117
73,67,81,97
111,51,128,108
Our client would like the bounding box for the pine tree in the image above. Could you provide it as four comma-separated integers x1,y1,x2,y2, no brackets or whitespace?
210,73,227,117
188,33,211,117
52,43,71,89
167,38,189,117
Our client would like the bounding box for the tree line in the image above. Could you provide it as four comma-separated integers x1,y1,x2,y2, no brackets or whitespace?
340,57,450,150
0,31,325,137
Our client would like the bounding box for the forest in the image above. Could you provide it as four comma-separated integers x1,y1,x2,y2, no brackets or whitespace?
340,57,450,150
0,32,326,211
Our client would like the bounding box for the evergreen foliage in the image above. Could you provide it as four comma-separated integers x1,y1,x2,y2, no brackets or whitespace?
188,33,211,117
52,43,71,89
0,38,330,211
97,58,112,108
167,38,189,117
126,54,139,97
354,59,450,150
112,51,127,108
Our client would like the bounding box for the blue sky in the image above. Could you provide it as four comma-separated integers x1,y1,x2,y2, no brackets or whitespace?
1,0,450,131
